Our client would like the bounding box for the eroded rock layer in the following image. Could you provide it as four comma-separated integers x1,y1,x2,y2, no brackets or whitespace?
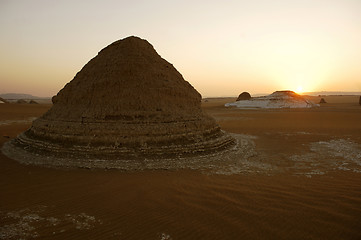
6,36,235,166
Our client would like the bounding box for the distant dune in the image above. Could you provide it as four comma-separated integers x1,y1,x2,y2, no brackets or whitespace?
0,93,52,104
0,93,47,100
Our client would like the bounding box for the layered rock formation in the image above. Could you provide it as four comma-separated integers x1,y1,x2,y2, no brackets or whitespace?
226,91,319,109
236,92,251,101
3,36,235,167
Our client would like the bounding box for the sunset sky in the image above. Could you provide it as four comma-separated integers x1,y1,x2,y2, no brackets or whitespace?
1,0,361,97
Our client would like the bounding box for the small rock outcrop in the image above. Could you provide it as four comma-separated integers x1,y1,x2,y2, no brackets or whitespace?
29,100,38,104
2,36,235,168
319,98,327,104
236,92,251,101
0,97,8,104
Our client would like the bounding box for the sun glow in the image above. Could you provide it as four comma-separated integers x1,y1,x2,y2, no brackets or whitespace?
296,85,303,94
277,71,322,95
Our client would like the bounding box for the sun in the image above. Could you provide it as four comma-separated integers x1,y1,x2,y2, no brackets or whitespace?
296,85,303,94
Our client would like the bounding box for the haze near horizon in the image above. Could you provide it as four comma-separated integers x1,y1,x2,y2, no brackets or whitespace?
1,0,361,97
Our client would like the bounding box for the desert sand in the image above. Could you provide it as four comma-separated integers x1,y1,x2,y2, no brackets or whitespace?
1,96,361,239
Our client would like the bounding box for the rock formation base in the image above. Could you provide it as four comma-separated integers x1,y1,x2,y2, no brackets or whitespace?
2,132,239,170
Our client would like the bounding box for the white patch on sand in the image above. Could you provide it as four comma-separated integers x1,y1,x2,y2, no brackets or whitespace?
311,139,361,165
212,136,361,177
290,139,361,176
65,213,100,230
209,134,278,175
0,206,102,240
159,232,172,240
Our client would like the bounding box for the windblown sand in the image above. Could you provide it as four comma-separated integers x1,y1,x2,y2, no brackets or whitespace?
1,96,361,239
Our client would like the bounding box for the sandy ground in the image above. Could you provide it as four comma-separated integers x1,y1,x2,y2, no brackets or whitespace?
1,97,361,239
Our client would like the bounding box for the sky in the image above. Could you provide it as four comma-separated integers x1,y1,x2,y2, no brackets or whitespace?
1,0,361,97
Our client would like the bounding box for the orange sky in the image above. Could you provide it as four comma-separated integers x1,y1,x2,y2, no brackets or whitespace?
1,0,361,97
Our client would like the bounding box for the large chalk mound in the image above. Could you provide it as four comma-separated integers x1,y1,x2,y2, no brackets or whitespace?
225,91,319,109
3,36,235,168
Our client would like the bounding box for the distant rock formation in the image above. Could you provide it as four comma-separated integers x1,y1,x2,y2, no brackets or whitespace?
29,100,38,104
16,99,27,104
319,98,327,104
236,92,251,101
359,96,361,105
0,93,39,100
3,36,235,168
226,90,319,109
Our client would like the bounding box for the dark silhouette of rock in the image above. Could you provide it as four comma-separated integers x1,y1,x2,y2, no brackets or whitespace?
16,99,27,104
236,92,251,101
0,97,8,104
29,100,38,104
359,96,361,105
319,98,326,104
3,36,235,168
